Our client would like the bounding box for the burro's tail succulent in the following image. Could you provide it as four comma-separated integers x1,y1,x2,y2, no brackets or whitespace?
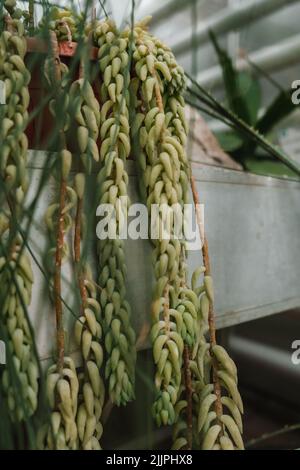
0,5,38,423
93,19,136,407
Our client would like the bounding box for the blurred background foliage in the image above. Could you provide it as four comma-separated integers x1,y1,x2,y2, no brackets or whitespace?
210,30,298,177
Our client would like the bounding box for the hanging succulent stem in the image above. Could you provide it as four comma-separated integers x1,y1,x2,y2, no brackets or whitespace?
151,70,181,412
152,73,171,336
50,31,67,373
55,178,67,372
177,242,193,447
74,184,87,311
74,62,87,312
0,6,39,425
68,42,105,449
131,19,192,430
179,248,193,450
190,175,223,430
95,19,136,407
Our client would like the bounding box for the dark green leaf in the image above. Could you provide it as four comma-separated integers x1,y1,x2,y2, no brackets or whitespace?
257,90,295,135
237,71,261,125
209,30,251,124
215,130,244,152
185,74,300,177
244,155,300,179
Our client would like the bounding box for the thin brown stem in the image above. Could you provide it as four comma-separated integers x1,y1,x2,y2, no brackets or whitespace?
55,179,67,372
179,245,193,444
74,197,87,311
153,72,163,113
74,198,82,264
49,31,67,372
75,58,89,310
50,31,61,84
183,345,193,450
190,176,209,273
190,175,223,427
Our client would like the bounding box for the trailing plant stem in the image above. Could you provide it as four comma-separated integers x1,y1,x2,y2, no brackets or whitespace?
190,175,223,430
51,30,67,373
74,196,87,311
55,178,67,372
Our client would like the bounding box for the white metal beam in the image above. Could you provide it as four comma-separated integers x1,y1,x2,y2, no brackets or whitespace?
171,0,299,57
197,32,300,89
137,0,195,24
